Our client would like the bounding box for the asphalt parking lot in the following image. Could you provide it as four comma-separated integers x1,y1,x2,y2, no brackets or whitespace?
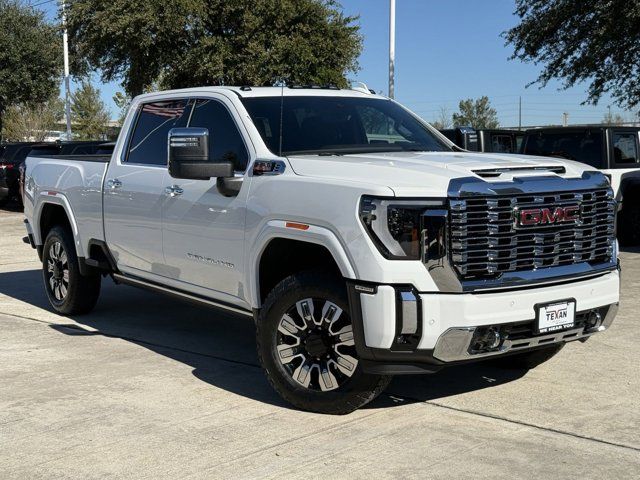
0,206,639,479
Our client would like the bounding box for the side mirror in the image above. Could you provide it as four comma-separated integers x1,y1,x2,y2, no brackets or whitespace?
168,127,234,180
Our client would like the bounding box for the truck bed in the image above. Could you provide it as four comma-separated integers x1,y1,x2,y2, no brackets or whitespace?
24,154,111,257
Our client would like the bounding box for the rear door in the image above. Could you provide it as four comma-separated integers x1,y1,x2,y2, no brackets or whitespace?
161,95,252,300
103,98,191,276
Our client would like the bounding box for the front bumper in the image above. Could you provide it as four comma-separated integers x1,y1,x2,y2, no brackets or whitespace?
432,303,617,362
347,270,620,374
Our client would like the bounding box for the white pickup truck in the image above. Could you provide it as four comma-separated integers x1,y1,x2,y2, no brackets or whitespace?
22,86,620,414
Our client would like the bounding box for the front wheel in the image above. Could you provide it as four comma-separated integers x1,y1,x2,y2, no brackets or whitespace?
256,271,391,414
42,225,101,315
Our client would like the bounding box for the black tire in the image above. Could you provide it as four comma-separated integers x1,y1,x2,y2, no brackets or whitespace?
618,203,640,246
490,344,564,370
256,271,391,414
42,225,101,315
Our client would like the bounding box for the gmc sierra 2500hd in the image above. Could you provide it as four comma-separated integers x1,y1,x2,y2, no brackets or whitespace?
22,86,620,414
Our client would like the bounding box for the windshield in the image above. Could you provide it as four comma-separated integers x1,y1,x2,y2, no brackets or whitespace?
241,96,451,156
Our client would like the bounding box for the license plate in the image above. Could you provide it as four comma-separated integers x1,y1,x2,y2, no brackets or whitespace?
536,300,576,334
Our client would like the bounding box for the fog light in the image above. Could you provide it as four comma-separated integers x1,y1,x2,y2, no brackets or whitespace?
470,327,502,353
486,328,501,349
587,311,602,328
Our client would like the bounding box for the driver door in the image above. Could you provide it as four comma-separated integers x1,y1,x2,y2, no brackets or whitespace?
161,96,252,302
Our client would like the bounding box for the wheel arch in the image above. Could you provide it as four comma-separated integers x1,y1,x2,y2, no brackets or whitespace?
35,196,83,257
250,221,357,308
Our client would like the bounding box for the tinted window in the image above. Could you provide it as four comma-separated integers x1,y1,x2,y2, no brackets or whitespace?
1,145,33,163
127,99,190,165
522,131,604,168
491,134,514,153
68,144,102,155
15,145,38,162
95,144,115,155
612,132,639,165
188,99,249,171
30,145,62,157
242,96,449,155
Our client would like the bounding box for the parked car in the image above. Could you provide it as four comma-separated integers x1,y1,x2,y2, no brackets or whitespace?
439,127,478,151
0,142,40,207
520,126,640,244
42,131,71,143
439,127,523,153
22,86,619,414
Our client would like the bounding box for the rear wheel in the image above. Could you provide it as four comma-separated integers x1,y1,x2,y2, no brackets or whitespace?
256,271,391,414
42,226,101,315
490,344,564,370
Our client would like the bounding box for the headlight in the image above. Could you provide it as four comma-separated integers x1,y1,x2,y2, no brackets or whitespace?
359,196,447,260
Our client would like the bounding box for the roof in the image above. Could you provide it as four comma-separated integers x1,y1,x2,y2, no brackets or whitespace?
134,85,386,102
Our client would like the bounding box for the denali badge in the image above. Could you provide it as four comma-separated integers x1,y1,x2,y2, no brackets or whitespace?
514,205,581,228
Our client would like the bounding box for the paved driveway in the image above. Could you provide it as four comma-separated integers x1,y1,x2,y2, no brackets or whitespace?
0,209,638,479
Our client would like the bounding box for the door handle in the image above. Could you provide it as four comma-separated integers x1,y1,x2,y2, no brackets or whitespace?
165,185,184,197
107,178,122,190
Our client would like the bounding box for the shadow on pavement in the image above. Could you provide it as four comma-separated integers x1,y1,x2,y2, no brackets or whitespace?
0,268,526,412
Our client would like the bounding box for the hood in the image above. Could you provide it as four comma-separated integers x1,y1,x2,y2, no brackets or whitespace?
286,151,592,197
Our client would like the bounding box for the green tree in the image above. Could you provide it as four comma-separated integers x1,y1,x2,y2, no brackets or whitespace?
505,0,640,109
71,81,111,140
2,98,64,142
66,0,362,97
112,92,132,126
452,97,499,129
0,0,61,139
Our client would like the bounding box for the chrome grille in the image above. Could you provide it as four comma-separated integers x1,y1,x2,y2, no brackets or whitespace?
449,188,616,279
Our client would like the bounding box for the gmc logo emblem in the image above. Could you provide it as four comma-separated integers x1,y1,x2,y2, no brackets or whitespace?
515,205,581,228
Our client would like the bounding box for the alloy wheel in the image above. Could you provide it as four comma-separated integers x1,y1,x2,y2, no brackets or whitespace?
46,241,69,301
276,298,358,391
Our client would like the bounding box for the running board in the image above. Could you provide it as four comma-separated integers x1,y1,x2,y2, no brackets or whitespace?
111,273,253,317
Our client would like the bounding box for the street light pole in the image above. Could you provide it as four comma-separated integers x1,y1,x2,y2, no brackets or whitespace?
61,0,72,140
518,96,522,130
388,0,395,99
